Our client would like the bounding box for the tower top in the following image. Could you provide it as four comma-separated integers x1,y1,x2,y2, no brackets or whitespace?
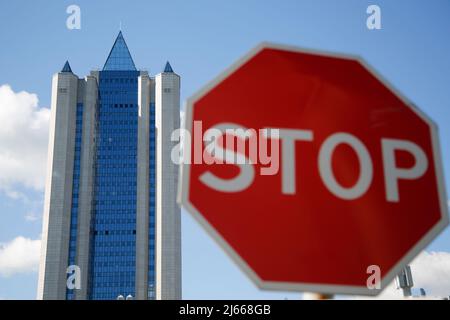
103,31,137,71
61,60,73,73
163,61,174,73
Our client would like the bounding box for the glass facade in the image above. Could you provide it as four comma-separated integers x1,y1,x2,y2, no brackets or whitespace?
88,70,139,300
148,102,156,299
64,32,158,300
67,102,83,300
103,32,136,71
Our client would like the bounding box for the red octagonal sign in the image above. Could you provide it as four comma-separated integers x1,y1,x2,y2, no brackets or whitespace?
179,43,449,295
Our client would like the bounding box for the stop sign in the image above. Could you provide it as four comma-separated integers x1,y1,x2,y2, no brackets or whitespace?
179,43,449,295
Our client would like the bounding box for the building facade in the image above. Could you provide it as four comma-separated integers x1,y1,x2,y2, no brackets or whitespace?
37,32,181,300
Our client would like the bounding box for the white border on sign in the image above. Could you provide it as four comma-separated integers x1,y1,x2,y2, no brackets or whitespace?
177,42,449,296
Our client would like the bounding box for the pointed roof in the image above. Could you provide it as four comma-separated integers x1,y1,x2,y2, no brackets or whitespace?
103,31,137,71
163,61,174,73
61,60,72,73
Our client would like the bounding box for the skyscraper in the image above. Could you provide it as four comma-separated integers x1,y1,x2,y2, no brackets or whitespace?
37,32,181,300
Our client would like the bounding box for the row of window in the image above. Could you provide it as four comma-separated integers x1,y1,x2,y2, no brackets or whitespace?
95,196,136,203
99,89,137,95
95,163,137,168
94,205,151,211
98,99,137,105
97,196,136,201
93,177,153,186
92,241,136,247
93,216,154,224
90,293,135,300
101,119,139,125
100,78,137,84
95,170,145,176
96,129,138,134
96,139,139,145
96,154,137,160
92,261,135,267
97,146,138,152
94,178,136,185
94,199,140,205
91,282,135,288
92,273,140,280
94,230,136,236
93,194,138,200
94,184,140,189
91,251,136,257
97,139,151,145
98,113,139,120
95,170,137,176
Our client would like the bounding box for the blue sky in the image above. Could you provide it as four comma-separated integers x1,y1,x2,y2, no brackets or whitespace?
0,0,449,299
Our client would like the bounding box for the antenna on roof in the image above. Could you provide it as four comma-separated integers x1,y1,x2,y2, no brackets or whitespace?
119,21,122,31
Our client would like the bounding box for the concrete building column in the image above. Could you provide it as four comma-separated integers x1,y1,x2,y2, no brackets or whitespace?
155,71,182,300
37,72,79,300
136,72,151,300
74,76,98,300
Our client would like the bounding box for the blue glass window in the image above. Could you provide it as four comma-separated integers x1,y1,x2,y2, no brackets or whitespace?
148,102,156,299
88,70,139,300
66,102,83,300
103,32,136,71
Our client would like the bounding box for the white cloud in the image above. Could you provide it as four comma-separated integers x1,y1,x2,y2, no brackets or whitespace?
0,236,41,277
408,251,450,297
0,84,50,196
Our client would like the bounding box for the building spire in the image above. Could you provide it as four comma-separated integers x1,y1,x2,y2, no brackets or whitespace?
163,61,174,73
103,31,137,71
61,60,72,73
